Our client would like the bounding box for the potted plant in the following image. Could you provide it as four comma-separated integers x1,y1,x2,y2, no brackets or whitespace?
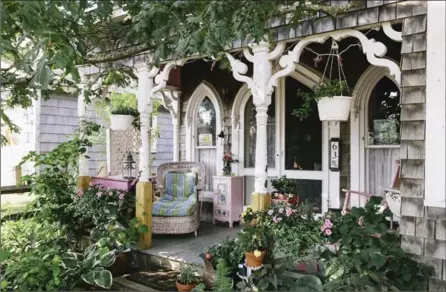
176,266,200,292
109,106,139,131
293,79,352,121
271,176,299,206
237,224,268,267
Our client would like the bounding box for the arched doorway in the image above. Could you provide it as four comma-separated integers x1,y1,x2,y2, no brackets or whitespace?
185,81,224,190
351,66,401,206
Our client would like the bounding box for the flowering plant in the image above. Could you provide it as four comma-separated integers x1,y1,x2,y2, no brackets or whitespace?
222,152,238,163
74,182,135,229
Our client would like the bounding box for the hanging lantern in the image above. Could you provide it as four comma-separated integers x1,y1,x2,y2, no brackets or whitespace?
122,151,136,179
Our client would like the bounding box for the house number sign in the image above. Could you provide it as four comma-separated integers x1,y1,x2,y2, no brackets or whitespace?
329,138,340,172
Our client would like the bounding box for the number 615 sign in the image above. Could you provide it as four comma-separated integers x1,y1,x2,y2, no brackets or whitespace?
329,138,340,172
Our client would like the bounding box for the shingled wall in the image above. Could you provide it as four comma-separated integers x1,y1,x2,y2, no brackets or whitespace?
397,2,446,290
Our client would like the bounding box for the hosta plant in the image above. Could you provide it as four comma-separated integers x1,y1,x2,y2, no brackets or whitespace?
61,240,116,289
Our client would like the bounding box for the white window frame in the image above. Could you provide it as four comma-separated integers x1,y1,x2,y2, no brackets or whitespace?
425,1,446,208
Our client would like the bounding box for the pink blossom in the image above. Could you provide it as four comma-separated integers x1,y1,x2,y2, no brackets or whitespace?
273,217,282,223
267,209,274,216
76,189,84,197
320,224,326,232
96,191,103,197
324,219,333,229
118,193,125,200
278,208,284,214
325,228,332,236
285,207,293,217
108,191,113,196
89,181,94,186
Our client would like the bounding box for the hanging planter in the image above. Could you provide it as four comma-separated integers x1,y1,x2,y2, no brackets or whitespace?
314,80,353,121
109,106,138,131
293,40,353,122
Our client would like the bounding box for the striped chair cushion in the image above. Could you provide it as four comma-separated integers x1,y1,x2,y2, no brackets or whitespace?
152,195,197,217
164,171,197,199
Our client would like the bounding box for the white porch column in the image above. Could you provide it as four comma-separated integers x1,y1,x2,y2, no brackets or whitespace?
78,71,90,177
76,69,91,190
327,121,340,209
226,41,285,210
135,62,159,182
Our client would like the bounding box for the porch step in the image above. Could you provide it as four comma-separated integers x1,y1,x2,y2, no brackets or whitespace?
113,277,160,292
132,248,204,272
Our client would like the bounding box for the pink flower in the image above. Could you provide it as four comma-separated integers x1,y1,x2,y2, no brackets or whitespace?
324,219,333,229
89,181,94,186
278,208,284,214
267,209,274,216
108,191,113,196
96,191,103,197
273,216,282,223
325,228,332,236
118,193,125,200
320,224,326,232
285,207,293,217
76,189,84,197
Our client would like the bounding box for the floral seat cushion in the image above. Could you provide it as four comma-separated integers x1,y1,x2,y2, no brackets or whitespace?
152,171,197,217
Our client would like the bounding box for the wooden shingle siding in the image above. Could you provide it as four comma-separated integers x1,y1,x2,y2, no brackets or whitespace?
397,1,446,287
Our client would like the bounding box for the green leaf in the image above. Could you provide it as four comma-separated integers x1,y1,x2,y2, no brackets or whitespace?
295,275,323,291
81,271,96,285
99,251,116,267
93,270,113,289
0,250,11,262
61,258,78,270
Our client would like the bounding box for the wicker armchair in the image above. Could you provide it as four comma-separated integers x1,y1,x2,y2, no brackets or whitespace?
152,162,205,236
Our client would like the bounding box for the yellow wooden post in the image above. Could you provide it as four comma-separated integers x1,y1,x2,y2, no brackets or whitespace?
15,166,22,185
250,192,271,211
77,176,91,191
136,181,153,249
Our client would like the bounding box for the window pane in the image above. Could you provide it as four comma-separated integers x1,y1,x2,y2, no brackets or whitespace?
244,94,276,168
196,97,216,146
294,179,322,213
285,78,322,171
367,77,401,146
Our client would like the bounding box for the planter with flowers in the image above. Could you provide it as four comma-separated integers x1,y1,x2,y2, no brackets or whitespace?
237,223,269,267
222,152,238,176
293,79,352,122
109,106,139,131
271,176,300,206
176,266,200,292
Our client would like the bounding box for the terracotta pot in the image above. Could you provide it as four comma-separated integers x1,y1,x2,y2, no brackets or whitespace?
245,251,265,267
176,281,198,292
203,259,216,289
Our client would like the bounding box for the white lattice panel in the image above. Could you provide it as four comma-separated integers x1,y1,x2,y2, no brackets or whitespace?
108,128,141,176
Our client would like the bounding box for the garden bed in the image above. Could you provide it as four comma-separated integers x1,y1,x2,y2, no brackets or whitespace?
127,265,179,291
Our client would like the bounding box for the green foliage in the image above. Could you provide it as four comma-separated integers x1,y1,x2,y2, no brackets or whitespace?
191,282,206,292
18,122,100,236
61,242,116,289
316,196,435,291
110,92,137,110
200,237,244,272
0,218,67,258
237,223,269,253
293,79,350,121
1,0,354,145
212,259,232,292
177,266,199,285
271,175,299,194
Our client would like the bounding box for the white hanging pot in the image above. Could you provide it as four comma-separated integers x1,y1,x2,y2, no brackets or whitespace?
109,114,134,131
317,96,353,121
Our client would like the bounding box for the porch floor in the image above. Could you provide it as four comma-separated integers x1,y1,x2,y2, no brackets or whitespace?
138,221,240,267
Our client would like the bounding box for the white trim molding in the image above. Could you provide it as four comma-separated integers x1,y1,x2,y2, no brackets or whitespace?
185,81,224,175
381,22,402,42
425,1,446,208
270,27,402,88
350,66,400,207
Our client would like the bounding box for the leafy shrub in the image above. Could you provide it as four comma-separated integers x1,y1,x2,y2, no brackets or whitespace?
110,106,139,116
200,237,244,272
212,259,232,292
316,196,435,291
177,266,199,285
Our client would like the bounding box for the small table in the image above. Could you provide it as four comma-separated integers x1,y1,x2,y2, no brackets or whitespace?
90,176,136,192
199,190,215,215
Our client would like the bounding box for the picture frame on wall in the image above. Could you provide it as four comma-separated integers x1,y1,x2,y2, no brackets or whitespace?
329,138,340,172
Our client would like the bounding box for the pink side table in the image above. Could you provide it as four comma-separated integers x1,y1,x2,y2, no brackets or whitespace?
212,176,244,228
90,176,137,192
